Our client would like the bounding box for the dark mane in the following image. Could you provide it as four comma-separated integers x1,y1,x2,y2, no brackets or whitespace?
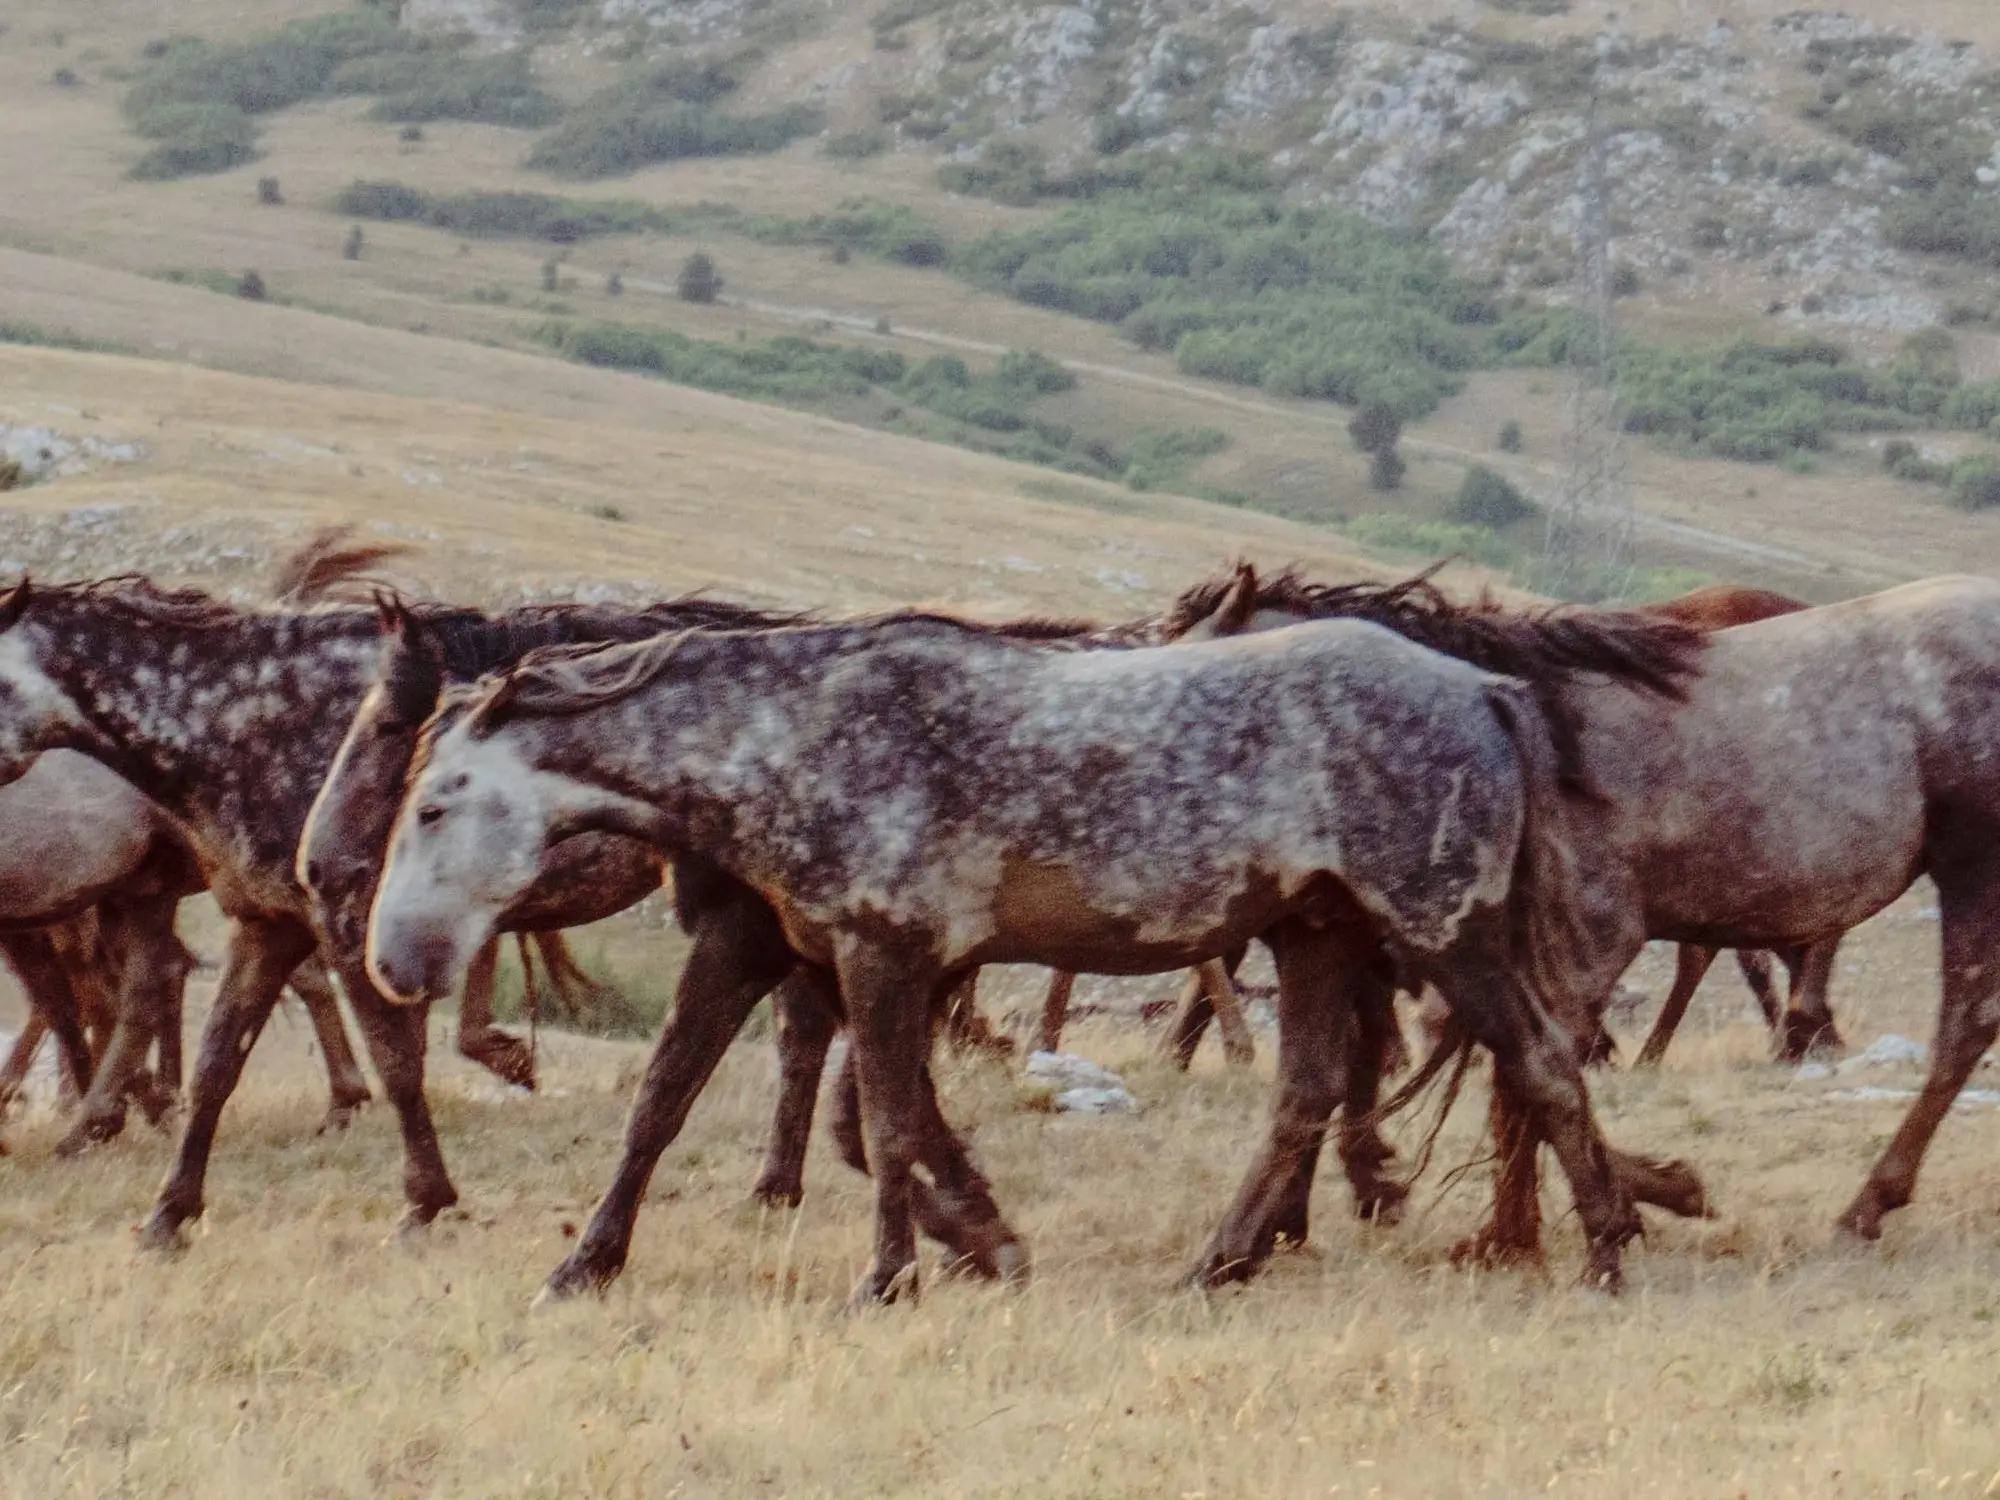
851,607,1108,643
1166,564,1707,701
16,574,253,630
1167,563,1708,798
380,594,810,727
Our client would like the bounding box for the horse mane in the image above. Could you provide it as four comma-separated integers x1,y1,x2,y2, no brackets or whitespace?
853,607,1106,643
1166,563,1707,701
15,574,248,629
377,594,811,727
1167,562,1707,799
268,525,414,606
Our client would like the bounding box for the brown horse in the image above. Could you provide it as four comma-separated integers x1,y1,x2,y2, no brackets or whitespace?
1173,567,2000,1263
1630,585,1843,1065
368,606,1704,1300
0,750,370,1152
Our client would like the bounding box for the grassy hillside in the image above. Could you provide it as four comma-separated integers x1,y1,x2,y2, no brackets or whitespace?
14,0,2000,599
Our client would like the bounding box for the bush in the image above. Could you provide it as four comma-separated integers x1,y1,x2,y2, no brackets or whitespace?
256,174,282,205
824,129,888,160
342,224,364,261
956,151,1501,419
525,61,819,178
604,269,622,297
1450,465,1537,527
237,269,267,301
1949,455,2000,511
1348,402,1403,455
677,252,719,304
541,258,560,294
994,348,1075,394
1497,418,1524,453
120,16,553,180
127,102,259,179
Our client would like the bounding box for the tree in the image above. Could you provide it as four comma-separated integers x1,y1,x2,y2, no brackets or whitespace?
237,269,267,301
1497,419,1524,454
256,176,282,206
1449,465,1537,527
677,251,720,304
1368,447,1406,492
342,225,365,261
1348,402,1402,457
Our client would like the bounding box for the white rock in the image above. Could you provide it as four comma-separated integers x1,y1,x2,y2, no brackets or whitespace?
1837,1034,1927,1073
1025,1049,1125,1091
1054,1085,1138,1114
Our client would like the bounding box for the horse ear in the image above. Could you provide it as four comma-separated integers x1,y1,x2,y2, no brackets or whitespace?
1182,560,1259,641
0,577,30,632
373,588,413,636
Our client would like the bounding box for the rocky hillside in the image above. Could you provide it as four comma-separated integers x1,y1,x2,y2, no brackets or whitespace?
394,1,2000,343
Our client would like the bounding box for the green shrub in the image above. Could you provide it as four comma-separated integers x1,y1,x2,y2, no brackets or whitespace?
824,128,889,160
939,141,1048,206
1450,464,1536,527
1369,448,1406,492
955,150,1503,418
0,321,121,353
120,14,553,180
1348,402,1403,455
127,101,259,179
677,252,720,304
1949,455,2000,511
525,61,819,178
1497,418,1524,453
238,269,267,301
994,348,1075,394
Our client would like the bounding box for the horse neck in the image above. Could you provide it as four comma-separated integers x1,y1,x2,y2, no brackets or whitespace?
30,606,379,880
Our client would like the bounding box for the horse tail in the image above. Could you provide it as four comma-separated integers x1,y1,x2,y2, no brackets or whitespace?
1485,680,1600,1040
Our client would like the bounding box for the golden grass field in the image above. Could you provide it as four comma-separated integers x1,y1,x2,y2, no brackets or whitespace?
2,892,1998,1500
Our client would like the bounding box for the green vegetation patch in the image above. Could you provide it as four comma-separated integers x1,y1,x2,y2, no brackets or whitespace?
951,150,1559,419
123,11,555,180
530,318,1209,487
524,60,821,178
0,321,123,354
1615,335,2000,462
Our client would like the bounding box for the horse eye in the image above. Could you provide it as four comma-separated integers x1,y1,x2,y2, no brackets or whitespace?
304,859,322,886
417,805,444,827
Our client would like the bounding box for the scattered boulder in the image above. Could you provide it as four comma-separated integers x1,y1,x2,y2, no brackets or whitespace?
1024,1049,1137,1115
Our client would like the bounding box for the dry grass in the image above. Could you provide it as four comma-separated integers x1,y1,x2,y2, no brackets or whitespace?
2,893,1999,1498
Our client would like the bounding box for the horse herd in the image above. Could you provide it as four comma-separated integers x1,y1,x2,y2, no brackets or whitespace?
1,530,1996,1309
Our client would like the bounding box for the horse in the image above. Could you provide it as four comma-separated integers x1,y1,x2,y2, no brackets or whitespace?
1172,566,2000,1260
366,610,1701,1302
0,572,679,1246
1628,585,1843,1066
299,594,1153,1254
0,749,371,1152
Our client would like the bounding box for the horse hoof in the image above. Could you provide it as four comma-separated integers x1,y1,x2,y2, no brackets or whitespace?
317,1102,366,1136
1834,1207,1884,1243
749,1181,804,1211
991,1239,1032,1287
1449,1228,1544,1269
138,1211,192,1257
537,1257,619,1306
846,1262,918,1310
1582,1255,1625,1295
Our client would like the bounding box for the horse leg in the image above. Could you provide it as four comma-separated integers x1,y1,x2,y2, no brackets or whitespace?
1838,873,2000,1240
57,896,180,1155
1441,932,1641,1290
454,938,536,1091
751,967,837,1208
542,891,795,1300
941,970,1012,1057
1204,959,1257,1067
285,953,373,1131
1164,944,1248,1070
826,1034,1026,1278
533,930,618,1020
836,939,946,1307
1162,970,1215,1071
0,1008,47,1116
142,917,316,1251
147,930,195,1113
1634,944,1719,1068
1777,938,1844,1062
1190,919,1359,1288
0,930,96,1099
1038,971,1075,1054
1736,949,1786,1032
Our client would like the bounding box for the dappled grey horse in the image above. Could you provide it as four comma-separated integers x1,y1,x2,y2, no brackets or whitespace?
367,612,1667,1301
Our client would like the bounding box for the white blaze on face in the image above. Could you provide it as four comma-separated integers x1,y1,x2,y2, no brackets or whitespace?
366,722,553,1003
